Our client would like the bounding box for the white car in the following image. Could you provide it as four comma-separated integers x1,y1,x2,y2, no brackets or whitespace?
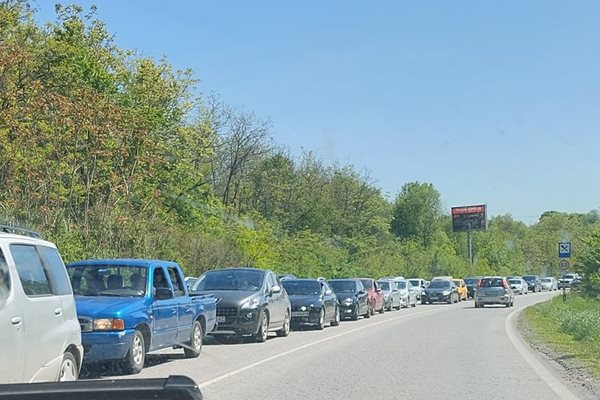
508,278,528,295
394,278,417,308
540,277,558,291
0,226,83,383
408,278,427,299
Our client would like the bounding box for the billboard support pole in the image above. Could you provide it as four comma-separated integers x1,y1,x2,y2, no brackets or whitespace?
467,223,473,274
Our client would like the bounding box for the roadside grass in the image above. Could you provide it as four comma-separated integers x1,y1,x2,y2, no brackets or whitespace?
522,294,600,377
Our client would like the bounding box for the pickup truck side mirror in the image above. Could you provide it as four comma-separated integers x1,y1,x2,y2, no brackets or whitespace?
155,287,174,300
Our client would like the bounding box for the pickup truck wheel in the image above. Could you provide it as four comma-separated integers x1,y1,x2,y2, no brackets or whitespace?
184,321,203,358
277,310,291,337
256,312,269,343
58,352,78,382
122,330,145,374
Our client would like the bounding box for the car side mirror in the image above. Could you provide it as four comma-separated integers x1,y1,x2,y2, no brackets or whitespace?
325,289,333,296
155,287,173,300
358,290,365,295
271,285,282,294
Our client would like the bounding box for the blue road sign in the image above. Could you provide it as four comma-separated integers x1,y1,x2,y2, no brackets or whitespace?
558,242,571,258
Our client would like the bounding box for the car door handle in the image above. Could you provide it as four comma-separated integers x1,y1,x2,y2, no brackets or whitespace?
54,308,63,316
11,317,23,326
171,307,177,314
185,306,191,313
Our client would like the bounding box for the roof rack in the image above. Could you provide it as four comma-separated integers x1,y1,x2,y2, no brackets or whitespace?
0,225,42,238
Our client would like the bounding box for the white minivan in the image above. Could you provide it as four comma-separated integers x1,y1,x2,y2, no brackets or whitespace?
0,227,83,383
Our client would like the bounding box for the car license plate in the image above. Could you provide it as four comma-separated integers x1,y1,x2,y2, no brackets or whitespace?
216,316,226,323
291,311,309,317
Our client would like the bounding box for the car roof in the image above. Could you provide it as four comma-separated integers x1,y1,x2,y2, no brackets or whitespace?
328,278,359,282
66,259,180,268
0,233,57,249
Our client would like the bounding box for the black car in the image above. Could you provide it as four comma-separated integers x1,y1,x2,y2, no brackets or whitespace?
192,268,291,342
421,279,459,304
522,275,542,293
328,279,370,321
464,277,482,298
281,279,340,329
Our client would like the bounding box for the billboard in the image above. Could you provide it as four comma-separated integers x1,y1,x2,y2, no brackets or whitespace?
451,204,487,232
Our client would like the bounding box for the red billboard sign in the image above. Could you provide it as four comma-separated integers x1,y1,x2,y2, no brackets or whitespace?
451,204,487,232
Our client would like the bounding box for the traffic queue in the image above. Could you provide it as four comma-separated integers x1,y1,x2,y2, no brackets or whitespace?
0,225,557,384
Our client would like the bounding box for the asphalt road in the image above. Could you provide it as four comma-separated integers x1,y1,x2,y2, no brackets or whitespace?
86,291,586,400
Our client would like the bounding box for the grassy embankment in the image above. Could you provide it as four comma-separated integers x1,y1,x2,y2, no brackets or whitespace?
522,294,600,377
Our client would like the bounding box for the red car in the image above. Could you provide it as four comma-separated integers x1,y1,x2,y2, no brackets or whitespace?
359,278,385,315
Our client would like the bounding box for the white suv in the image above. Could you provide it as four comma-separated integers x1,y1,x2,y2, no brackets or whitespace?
0,226,83,383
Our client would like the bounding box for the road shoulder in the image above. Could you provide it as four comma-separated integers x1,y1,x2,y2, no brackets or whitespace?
517,306,600,400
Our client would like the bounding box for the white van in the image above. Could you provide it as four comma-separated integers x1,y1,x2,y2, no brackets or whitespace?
0,227,83,383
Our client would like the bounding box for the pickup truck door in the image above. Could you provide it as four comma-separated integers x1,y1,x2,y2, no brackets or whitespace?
0,247,25,383
151,266,178,350
167,266,194,343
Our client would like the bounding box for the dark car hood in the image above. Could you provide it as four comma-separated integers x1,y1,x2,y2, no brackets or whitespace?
335,293,357,302
193,290,258,306
75,296,148,319
424,288,450,294
288,294,322,307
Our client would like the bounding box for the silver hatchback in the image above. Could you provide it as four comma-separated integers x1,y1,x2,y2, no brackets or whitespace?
475,277,515,308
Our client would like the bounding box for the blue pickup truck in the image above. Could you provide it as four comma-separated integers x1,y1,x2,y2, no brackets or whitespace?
65,259,216,374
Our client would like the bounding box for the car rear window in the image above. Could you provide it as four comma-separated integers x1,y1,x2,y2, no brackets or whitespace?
480,278,504,288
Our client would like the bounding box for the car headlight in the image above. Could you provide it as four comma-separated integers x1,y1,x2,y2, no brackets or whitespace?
344,298,353,306
93,318,125,331
241,297,261,309
384,295,389,300
442,291,451,296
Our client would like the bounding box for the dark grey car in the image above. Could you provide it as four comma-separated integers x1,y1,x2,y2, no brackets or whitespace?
282,279,340,329
191,268,291,342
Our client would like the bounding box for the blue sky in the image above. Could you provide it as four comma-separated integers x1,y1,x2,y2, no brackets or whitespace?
33,1,600,224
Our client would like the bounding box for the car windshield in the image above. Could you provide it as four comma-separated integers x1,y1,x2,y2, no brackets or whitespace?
464,278,478,285
359,279,373,290
193,270,264,291
523,276,537,282
427,280,450,289
564,275,576,279
408,279,420,286
281,280,320,295
481,278,504,288
509,279,521,284
396,281,407,289
541,278,552,283
329,280,357,293
377,281,391,290
67,265,147,297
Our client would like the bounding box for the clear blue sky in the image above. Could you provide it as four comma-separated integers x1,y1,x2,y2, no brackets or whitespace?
34,1,600,224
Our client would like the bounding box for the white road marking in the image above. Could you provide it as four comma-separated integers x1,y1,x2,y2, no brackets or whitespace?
199,306,443,388
505,302,580,400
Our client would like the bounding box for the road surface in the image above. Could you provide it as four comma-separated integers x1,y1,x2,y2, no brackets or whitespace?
85,291,587,400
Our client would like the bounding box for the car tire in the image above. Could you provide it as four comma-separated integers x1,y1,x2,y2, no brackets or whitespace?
58,351,79,382
364,305,371,319
316,308,326,330
122,330,145,374
183,321,203,358
351,307,359,321
331,306,341,326
256,311,269,342
276,310,291,337
379,303,385,314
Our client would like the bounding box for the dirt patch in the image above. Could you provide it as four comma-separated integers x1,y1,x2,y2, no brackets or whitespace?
517,313,600,399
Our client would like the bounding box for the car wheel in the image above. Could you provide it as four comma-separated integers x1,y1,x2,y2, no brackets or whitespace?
411,298,417,307
331,306,341,326
58,351,78,382
256,312,269,342
316,308,326,330
277,310,291,337
364,304,371,319
379,303,385,314
122,330,145,374
184,321,203,358
351,306,359,321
